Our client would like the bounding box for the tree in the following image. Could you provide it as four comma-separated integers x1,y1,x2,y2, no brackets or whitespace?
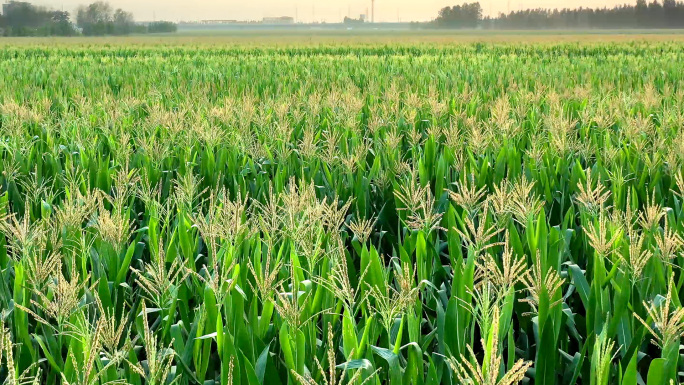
0,0,171,36
435,2,482,28
147,21,177,33
464,0,684,29
76,1,113,35
112,8,134,35
663,0,678,26
76,2,142,36
50,10,77,36
636,0,648,25
0,1,76,36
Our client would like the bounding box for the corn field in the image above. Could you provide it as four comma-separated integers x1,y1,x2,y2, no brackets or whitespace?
1,42,684,385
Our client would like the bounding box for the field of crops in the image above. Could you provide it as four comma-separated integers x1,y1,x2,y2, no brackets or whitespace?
1,40,684,385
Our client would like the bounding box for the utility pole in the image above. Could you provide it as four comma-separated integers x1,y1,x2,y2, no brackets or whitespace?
371,0,375,23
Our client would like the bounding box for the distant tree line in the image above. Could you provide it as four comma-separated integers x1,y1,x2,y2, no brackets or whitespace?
147,21,177,33
434,0,684,29
0,0,177,37
75,1,139,35
0,1,75,36
435,2,483,28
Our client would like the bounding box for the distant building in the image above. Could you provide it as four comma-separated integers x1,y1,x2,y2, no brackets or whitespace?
262,16,294,25
200,20,240,24
343,14,366,24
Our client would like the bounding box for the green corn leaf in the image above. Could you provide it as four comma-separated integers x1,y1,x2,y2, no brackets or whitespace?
646,358,666,385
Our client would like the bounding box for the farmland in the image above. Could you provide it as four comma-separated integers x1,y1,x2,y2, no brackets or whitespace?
1,37,684,385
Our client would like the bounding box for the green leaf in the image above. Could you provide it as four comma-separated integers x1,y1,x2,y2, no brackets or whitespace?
255,344,270,384
647,358,666,385
621,351,638,385
372,345,402,385
535,319,557,385
568,263,591,310
342,311,359,358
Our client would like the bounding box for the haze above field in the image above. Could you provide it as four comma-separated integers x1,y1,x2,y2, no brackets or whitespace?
31,0,628,22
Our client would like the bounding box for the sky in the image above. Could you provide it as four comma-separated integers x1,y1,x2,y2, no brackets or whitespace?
30,0,632,23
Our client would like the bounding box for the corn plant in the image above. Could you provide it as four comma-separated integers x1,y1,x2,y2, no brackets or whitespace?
0,41,684,385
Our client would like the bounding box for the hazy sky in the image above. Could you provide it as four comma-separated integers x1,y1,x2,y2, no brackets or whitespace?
32,0,631,22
